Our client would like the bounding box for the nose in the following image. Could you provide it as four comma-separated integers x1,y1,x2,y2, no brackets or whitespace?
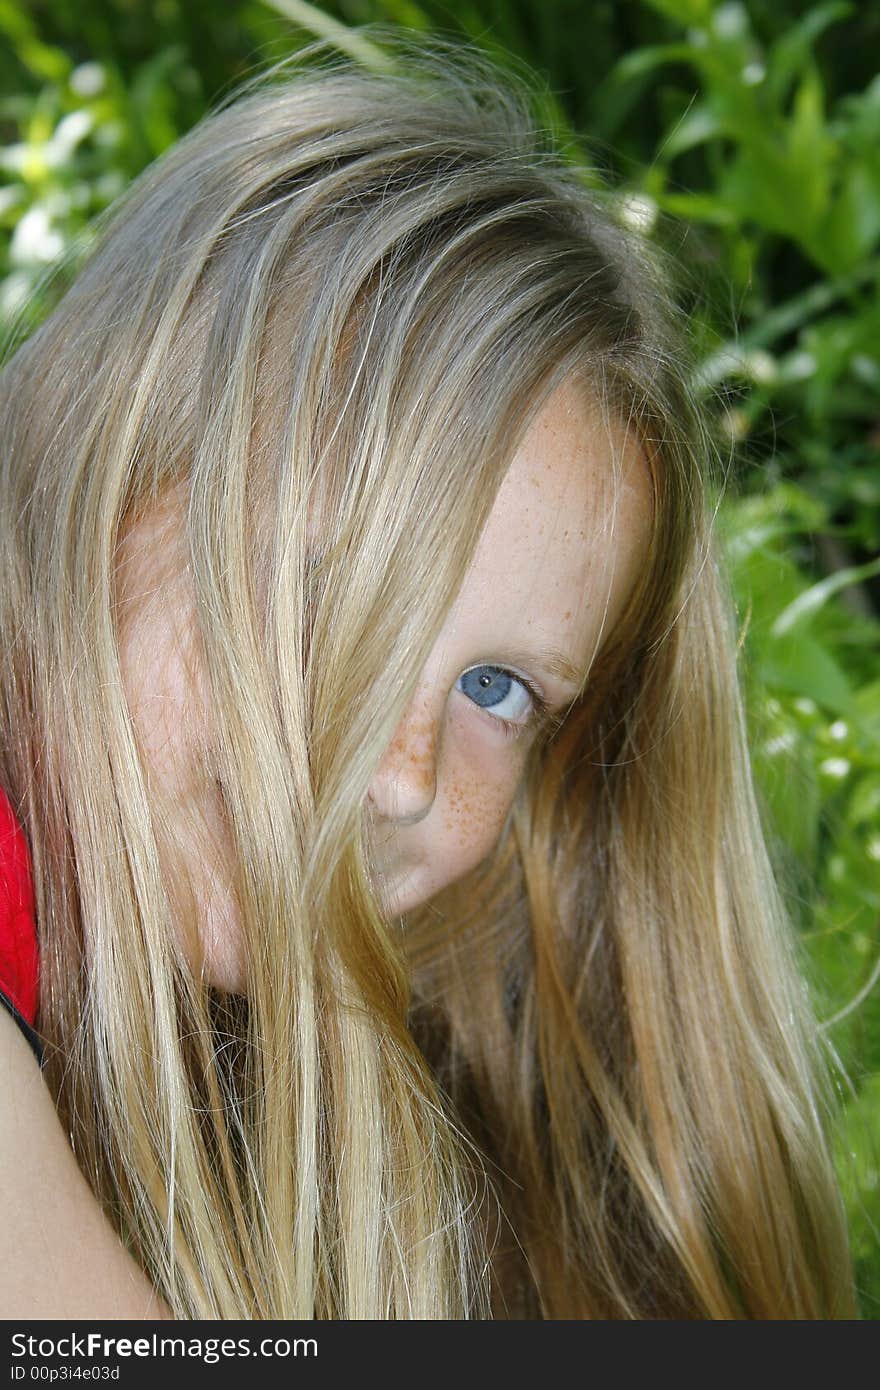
367,688,438,826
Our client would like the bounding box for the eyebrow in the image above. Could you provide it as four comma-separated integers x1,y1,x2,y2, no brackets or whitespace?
504,645,590,695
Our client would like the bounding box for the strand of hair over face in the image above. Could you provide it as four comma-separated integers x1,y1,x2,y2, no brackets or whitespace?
0,27,856,1318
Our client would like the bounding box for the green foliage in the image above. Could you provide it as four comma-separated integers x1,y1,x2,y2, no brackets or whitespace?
0,9,199,342
1,0,877,1315
614,0,880,1310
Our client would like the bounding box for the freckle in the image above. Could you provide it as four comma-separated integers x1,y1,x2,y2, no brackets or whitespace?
563,610,571,620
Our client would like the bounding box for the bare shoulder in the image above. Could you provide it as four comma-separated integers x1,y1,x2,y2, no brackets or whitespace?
0,1006,171,1319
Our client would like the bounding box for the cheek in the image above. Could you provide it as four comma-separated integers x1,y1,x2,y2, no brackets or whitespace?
119,615,246,993
432,710,527,884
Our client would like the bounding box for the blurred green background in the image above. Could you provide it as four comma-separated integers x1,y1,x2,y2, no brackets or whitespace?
1,0,878,1316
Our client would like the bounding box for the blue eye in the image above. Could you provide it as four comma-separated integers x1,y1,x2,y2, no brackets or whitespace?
455,665,537,732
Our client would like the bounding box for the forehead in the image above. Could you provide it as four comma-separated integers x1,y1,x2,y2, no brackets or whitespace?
446,378,652,672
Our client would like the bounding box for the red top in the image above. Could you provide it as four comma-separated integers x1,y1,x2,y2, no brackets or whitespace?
0,786,39,1026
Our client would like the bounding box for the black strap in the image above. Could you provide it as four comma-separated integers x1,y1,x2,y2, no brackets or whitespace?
0,987,44,1067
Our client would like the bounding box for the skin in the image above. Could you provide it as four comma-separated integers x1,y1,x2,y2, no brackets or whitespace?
0,1007,171,1318
116,377,652,989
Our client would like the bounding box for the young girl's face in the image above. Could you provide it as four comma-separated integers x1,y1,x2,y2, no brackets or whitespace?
117,378,650,991
368,378,651,915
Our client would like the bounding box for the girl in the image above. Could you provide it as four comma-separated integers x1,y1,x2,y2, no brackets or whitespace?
0,34,855,1319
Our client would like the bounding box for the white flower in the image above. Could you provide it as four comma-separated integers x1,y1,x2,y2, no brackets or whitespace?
713,3,749,40
618,193,657,234
743,349,777,385
10,206,64,265
0,270,32,319
45,110,94,166
70,62,106,98
783,351,817,382
819,757,851,779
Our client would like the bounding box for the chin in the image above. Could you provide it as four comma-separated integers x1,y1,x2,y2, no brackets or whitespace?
200,947,247,996
377,862,474,918
196,904,246,994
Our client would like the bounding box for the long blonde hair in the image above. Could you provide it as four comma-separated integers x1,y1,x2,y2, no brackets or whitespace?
0,34,854,1317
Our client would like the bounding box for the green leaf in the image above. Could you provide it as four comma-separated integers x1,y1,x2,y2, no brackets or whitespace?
658,190,737,226
260,0,395,70
758,634,853,715
612,43,701,83
820,159,880,271
756,734,821,863
0,0,33,42
661,103,723,159
849,774,880,828
720,484,830,560
772,555,880,637
18,38,70,85
786,66,833,222
702,261,879,367
767,2,854,108
834,1071,880,1220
